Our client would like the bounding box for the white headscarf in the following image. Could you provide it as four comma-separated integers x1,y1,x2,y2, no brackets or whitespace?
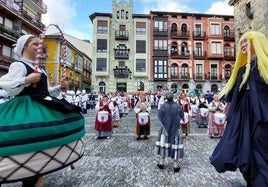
14,34,35,57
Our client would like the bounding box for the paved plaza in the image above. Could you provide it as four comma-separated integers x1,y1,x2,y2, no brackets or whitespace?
2,108,246,187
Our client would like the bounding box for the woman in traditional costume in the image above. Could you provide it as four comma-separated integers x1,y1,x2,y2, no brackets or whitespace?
196,93,209,128
155,92,184,172
210,31,268,186
94,95,114,139
134,94,151,140
207,95,226,138
0,35,85,186
178,92,190,140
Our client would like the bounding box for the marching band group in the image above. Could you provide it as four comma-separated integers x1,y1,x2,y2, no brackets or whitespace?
50,89,227,140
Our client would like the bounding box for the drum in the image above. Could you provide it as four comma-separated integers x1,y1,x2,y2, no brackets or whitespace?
97,111,109,123
200,108,209,118
180,112,189,125
138,112,150,126
190,105,198,116
123,102,128,108
213,113,226,126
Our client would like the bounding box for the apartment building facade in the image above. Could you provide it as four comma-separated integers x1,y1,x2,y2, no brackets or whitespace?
0,0,46,77
150,11,235,93
43,34,92,91
90,0,235,94
90,0,151,94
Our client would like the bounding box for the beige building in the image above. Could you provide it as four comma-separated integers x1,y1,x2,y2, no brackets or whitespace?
229,0,268,43
90,0,151,94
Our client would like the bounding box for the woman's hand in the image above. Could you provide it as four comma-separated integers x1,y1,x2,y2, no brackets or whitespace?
25,72,41,84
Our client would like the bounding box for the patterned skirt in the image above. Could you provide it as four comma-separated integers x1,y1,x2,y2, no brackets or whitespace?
155,127,184,160
0,95,85,183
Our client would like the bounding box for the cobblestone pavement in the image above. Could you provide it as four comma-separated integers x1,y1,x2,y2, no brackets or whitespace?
2,108,246,187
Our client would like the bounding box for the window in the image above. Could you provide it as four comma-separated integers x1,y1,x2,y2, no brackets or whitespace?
117,11,120,19
119,25,126,36
97,20,108,33
3,45,11,57
154,20,168,32
126,11,128,19
136,59,146,72
224,44,231,56
211,42,222,54
194,24,201,36
246,2,253,19
224,26,230,37
181,23,187,36
121,10,124,19
211,64,218,77
210,23,220,35
136,40,146,53
97,39,107,53
170,64,178,76
154,59,168,79
136,22,146,35
181,64,188,76
196,64,203,76
154,39,168,50
96,58,107,72
225,64,231,78
195,42,203,56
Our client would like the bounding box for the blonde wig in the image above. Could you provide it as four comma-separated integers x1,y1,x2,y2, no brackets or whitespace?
219,31,268,98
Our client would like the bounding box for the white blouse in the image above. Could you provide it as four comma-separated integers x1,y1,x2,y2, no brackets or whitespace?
0,58,61,97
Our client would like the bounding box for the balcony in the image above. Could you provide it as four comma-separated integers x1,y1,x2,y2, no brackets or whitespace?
0,24,21,40
114,49,129,59
223,31,235,41
224,51,235,61
0,0,46,31
170,73,190,80
193,31,206,40
115,30,128,40
16,0,48,14
193,73,205,81
170,50,190,59
207,53,224,59
113,66,132,79
0,54,15,68
193,51,206,59
153,28,168,36
206,73,223,81
170,30,189,39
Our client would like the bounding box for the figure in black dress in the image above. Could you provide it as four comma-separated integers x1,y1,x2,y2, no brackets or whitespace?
210,31,268,186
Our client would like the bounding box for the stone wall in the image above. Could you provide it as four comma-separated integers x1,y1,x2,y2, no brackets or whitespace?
230,0,268,43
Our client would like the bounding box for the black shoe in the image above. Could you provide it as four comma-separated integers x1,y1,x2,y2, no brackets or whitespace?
157,164,164,169
144,136,149,139
174,167,181,173
136,136,141,140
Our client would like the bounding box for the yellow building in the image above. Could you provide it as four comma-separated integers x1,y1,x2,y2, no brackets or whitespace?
44,34,85,91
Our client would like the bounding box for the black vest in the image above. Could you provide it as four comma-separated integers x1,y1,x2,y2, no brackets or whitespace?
17,61,49,96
